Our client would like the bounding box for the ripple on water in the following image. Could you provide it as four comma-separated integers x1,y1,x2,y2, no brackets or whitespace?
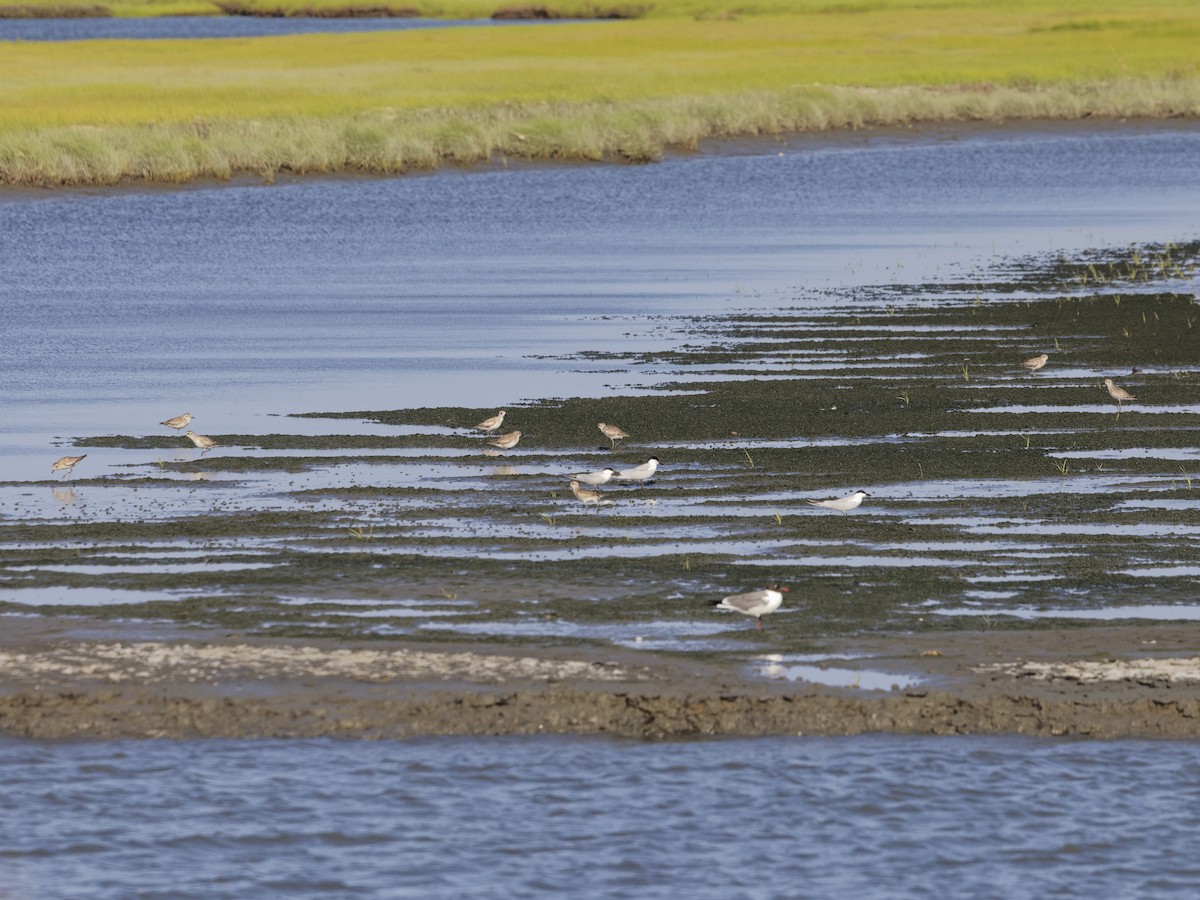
3,735,1199,897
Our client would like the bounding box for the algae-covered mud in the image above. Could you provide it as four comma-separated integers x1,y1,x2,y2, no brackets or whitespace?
3,240,1197,650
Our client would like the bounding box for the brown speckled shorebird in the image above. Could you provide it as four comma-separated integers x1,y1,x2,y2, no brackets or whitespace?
185,430,218,454
1022,354,1048,374
1103,377,1136,409
51,455,86,479
475,410,506,433
487,430,521,451
597,422,630,449
160,412,194,430
569,479,606,511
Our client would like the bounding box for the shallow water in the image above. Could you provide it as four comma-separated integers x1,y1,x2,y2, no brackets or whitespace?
3,734,1200,898
0,15,537,41
4,125,1199,475
3,118,1200,899
2,125,1200,640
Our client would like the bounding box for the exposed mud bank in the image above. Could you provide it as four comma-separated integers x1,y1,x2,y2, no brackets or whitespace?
4,619,1200,740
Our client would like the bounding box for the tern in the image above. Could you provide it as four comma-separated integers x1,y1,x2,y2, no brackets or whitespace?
807,490,868,512
51,455,87,479
573,467,616,486
712,584,788,630
475,410,506,433
1022,354,1048,374
614,458,659,482
597,422,630,449
160,412,194,430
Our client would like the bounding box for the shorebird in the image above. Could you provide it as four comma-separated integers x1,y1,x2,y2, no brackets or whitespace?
1103,378,1135,408
184,431,218,454
51,454,86,479
1022,354,1049,374
613,458,659,482
573,467,616,486
807,490,868,512
597,422,630,449
712,584,788,630
475,410,506,433
487,430,522,450
160,412,194,430
570,480,607,511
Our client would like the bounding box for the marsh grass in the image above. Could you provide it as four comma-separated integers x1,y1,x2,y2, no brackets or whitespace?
3,1,1200,185
5,79,1199,187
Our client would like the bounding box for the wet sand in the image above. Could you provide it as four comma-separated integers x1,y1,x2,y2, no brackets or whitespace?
5,616,1200,740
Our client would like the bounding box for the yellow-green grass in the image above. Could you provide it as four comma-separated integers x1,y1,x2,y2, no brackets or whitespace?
2,1,1198,186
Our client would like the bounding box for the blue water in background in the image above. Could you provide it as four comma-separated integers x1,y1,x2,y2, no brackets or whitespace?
0,15,543,41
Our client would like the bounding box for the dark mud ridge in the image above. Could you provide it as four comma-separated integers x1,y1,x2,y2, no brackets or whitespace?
4,621,1200,740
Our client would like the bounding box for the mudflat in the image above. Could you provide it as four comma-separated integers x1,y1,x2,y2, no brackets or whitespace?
4,238,1198,742
4,616,1200,740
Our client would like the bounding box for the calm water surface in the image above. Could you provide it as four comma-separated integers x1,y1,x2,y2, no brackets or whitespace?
2,734,1199,898
2,125,1198,482
0,16,538,41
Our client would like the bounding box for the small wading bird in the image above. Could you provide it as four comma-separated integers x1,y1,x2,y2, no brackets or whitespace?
1022,354,1049,374
597,422,630,449
614,457,659,483
51,454,86,479
569,480,607,511
1103,378,1136,408
807,490,868,512
160,412,194,430
487,430,522,450
712,584,788,631
185,431,218,454
475,410,506,433
573,467,616,486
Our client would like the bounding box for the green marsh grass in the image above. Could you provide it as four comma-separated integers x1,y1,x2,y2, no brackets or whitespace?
2,1,1199,185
